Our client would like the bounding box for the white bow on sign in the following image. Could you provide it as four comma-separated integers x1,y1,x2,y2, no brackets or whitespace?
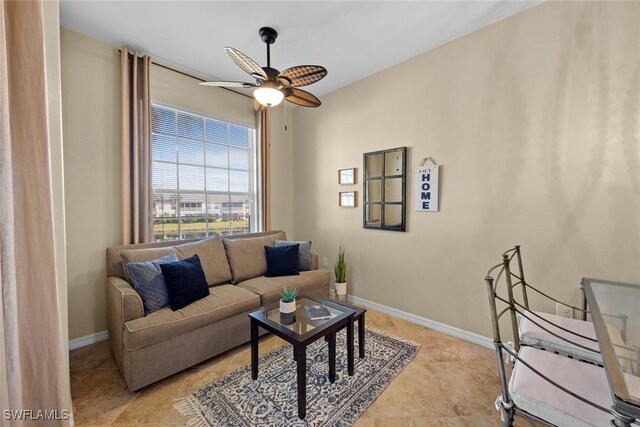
415,157,439,212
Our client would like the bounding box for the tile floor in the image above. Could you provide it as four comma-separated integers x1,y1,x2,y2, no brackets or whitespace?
70,308,529,426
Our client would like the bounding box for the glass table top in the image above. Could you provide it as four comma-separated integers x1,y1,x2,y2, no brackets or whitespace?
582,278,640,412
261,297,350,336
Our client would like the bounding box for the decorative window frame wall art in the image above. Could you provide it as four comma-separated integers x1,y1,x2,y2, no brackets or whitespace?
362,147,407,231
339,191,357,208
338,167,356,185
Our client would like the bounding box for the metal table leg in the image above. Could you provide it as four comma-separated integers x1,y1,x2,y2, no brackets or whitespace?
610,407,635,427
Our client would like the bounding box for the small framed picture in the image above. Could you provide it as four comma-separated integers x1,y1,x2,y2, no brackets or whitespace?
338,168,356,185
339,191,357,208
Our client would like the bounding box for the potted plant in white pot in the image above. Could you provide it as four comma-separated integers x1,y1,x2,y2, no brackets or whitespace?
279,287,298,314
334,244,347,296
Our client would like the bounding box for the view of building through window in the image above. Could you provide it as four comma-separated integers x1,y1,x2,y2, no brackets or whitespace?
151,104,257,241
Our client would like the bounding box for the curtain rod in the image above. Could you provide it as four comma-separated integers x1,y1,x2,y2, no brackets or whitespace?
120,49,252,100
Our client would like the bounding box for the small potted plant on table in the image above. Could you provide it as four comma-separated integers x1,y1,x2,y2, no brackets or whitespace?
334,244,347,296
279,286,298,314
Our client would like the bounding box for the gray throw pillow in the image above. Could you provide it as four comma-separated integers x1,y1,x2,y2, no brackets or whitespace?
126,253,178,314
275,240,312,271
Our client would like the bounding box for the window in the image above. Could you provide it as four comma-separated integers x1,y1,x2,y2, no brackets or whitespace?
151,104,259,241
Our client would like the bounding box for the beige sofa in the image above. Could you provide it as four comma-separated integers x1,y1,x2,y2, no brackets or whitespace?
106,230,329,391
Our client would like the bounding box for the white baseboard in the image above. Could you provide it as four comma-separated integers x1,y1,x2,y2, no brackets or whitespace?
69,330,108,350
330,290,493,349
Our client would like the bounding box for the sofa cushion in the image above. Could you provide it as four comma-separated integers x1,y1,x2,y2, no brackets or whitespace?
237,269,330,305
276,240,312,271
265,244,300,277
175,237,232,286
126,253,178,314
123,285,260,351
222,231,286,283
119,246,179,282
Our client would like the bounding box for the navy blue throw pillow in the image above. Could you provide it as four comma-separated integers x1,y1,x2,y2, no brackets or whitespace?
265,244,300,277
160,254,210,311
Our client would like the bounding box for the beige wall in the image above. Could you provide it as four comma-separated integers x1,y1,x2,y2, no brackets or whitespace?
151,64,255,128
44,0,66,338
61,28,121,340
292,1,640,338
269,104,294,235
43,0,71,392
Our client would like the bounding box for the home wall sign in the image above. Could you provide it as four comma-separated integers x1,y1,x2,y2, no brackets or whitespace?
415,157,439,212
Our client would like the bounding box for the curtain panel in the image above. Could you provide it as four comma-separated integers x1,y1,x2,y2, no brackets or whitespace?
259,109,271,231
0,0,71,424
121,48,152,244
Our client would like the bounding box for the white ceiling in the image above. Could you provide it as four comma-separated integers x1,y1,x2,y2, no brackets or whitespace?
60,1,540,97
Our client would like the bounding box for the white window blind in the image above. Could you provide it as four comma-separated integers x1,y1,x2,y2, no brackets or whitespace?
151,104,258,241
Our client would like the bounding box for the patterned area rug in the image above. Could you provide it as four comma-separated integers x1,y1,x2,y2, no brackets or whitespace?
174,328,419,426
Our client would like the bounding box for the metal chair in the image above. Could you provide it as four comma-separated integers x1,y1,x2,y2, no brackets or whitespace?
484,254,615,426
502,246,629,366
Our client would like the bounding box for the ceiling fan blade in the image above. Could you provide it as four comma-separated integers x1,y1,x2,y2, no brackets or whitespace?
224,47,267,80
199,81,256,88
278,65,327,88
252,98,266,112
285,88,321,108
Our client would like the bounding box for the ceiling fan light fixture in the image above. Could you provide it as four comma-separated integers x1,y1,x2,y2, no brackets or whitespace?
253,86,284,107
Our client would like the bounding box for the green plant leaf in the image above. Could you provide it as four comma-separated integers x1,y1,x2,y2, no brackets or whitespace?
278,286,298,303
334,244,346,283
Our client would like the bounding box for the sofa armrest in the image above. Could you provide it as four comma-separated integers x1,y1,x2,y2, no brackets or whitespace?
311,253,319,270
107,276,144,373
108,276,144,322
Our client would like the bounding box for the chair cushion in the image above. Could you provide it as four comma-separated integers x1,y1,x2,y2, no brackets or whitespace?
510,347,612,427
519,311,600,363
276,240,312,271
123,285,260,351
222,231,286,283
175,237,232,286
126,253,178,314
519,311,630,368
265,244,300,277
119,246,179,282
160,255,210,311
237,269,330,305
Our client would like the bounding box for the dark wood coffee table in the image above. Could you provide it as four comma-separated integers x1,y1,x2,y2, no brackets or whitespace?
249,296,356,419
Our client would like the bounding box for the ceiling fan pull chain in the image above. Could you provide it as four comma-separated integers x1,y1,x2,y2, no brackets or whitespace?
284,101,288,131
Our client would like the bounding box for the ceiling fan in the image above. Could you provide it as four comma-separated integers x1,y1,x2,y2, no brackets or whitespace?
200,27,327,110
